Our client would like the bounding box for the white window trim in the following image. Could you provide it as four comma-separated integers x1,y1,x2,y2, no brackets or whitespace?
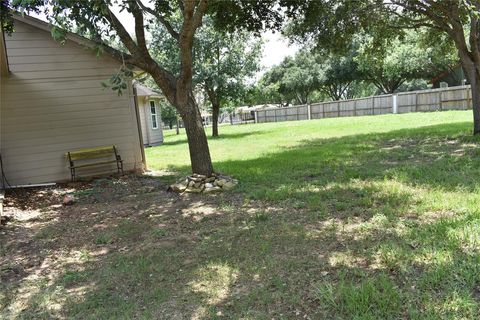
149,100,159,130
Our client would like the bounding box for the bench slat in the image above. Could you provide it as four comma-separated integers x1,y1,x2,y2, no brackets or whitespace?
66,146,116,161
69,160,121,169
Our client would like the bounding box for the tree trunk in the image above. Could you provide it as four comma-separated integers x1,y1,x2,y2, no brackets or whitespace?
212,102,220,137
465,66,480,135
180,97,214,176
176,117,180,135
205,83,221,137
472,81,480,135
458,53,480,135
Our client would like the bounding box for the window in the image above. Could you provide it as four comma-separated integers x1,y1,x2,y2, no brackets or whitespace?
150,101,158,129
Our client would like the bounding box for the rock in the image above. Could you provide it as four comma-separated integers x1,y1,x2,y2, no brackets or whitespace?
204,186,222,193
185,187,202,193
205,176,216,183
170,174,238,194
63,194,76,205
216,179,226,187
222,181,237,190
188,175,204,182
169,183,187,193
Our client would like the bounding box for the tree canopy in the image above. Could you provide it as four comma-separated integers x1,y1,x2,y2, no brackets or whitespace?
356,30,457,94
282,0,480,134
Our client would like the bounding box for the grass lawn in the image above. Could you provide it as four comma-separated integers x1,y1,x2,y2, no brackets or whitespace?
2,110,480,319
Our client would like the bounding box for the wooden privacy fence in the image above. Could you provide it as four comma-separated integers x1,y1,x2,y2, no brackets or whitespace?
255,85,472,123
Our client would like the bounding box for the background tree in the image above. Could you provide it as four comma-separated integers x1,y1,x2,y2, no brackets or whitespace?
193,18,262,137
260,51,323,105
318,48,362,100
243,82,286,106
356,30,457,93
283,0,480,134
258,48,361,104
159,102,178,130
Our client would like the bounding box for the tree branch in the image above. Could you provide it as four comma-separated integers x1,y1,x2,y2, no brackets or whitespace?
177,0,208,104
135,0,179,40
104,6,139,56
126,0,149,57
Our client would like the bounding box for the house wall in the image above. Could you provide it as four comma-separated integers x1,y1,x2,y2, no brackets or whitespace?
0,19,144,185
138,97,163,146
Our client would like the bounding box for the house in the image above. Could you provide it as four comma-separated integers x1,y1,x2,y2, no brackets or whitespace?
431,64,468,88
134,84,164,146
0,14,146,187
234,104,279,122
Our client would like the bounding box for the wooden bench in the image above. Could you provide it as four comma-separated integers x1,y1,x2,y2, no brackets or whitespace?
66,146,123,181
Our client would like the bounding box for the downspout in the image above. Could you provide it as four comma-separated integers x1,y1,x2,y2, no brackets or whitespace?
133,86,147,170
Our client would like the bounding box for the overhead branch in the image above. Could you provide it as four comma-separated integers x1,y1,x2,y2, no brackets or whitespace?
127,0,150,56
135,0,179,40
388,0,454,34
104,6,139,56
103,3,177,102
192,0,208,31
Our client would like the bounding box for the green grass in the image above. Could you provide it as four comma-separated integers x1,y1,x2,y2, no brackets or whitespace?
144,111,480,318
3,110,480,319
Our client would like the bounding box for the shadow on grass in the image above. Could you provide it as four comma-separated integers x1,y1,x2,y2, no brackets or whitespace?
2,120,480,319
161,130,268,146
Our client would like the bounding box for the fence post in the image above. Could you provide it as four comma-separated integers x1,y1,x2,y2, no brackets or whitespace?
307,104,311,120
439,91,443,111
392,95,397,114
337,101,341,117
353,100,357,116
274,109,278,122
467,86,472,109
254,111,258,123
415,92,418,112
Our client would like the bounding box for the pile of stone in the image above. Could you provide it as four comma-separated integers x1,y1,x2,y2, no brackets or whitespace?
169,173,238,194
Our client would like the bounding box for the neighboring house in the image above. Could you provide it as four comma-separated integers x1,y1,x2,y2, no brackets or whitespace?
0,14,146,186
234,104,279,122
431,64,468,88
134,84,164,146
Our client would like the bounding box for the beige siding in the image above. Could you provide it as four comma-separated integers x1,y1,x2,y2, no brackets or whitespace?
139,97,163,146
137,98,149,143
1,20,143,185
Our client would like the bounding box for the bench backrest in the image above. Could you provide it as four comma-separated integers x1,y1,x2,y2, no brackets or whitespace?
66,146,118,161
